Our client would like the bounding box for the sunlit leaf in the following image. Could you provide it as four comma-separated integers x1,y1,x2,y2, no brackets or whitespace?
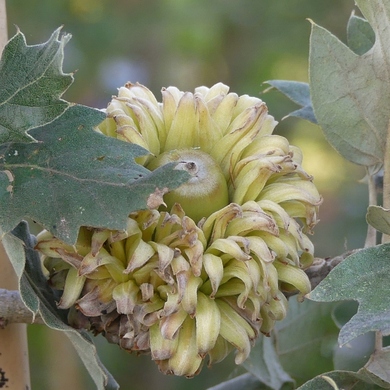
309,1,390,167
264,80,317,124
0,104,189,243
0,28,72,143
1,221,119,390
366,205,390,235
309,244,390,345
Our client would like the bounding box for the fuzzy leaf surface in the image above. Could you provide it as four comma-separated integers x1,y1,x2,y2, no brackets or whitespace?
274,298,339,386
366,205,390,235
0,104,189,243
309,0,390,167
2,221,119,390
0,28,72,143
309,244,390,345
264,80,317,124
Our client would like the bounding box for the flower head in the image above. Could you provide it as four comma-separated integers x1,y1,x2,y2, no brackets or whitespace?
36,83,321,377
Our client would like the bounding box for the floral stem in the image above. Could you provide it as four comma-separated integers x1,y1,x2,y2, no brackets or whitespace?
0,2,32,388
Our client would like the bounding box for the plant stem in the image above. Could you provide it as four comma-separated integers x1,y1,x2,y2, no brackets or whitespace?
0,248,31,389
375,330,383,353
365,169,377,247
0,1,32,388
0,0,6,51
0,289,43,325
382,122,390,243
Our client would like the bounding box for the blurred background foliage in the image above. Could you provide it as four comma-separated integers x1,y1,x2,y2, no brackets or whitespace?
6,0,370,389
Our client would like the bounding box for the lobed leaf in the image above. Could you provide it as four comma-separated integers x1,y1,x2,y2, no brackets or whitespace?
0,28,73,143
0,104,189,243
309,244,390,346
2,221,119,390
264,80,317,124
309,1,390,167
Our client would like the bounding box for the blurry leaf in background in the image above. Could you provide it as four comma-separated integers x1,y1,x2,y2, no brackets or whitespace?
242,336,293,390
296,370,389,390
274,299,339,386
309,1,390,167
309,244,390,346
346,12,375,55
211,299,340,389
366,206,390,236
332,301,375,372
0,28,72,143
2,221,118,390
364,347,390,386
263,81,317,124
206,373,264,390
0,104,189,243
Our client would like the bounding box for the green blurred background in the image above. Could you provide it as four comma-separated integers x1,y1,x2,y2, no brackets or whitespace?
6,0,369,389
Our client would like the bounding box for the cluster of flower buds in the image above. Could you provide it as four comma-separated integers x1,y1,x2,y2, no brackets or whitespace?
36,83,321,377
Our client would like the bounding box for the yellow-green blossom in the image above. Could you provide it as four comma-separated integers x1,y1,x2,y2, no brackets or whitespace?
36,83,321,377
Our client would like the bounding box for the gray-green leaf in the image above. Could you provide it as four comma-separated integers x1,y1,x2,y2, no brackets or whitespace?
2,221,119,390
309,244,390,346
264,81,317,124
0,28,72,143
366,205,390,235
297,370,388,390
242,335,293,390
309,1,390,167
207,373,265,390
0,104,189,243
364,347,390,387
347,13,375,55
274,298,339,385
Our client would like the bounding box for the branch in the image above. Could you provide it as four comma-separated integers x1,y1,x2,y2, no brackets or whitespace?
284,250,357,299
0,0,7,52
0,289,43,327
305,250,357,290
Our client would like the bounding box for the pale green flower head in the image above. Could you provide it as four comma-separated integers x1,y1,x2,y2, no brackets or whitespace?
36,83,321,377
